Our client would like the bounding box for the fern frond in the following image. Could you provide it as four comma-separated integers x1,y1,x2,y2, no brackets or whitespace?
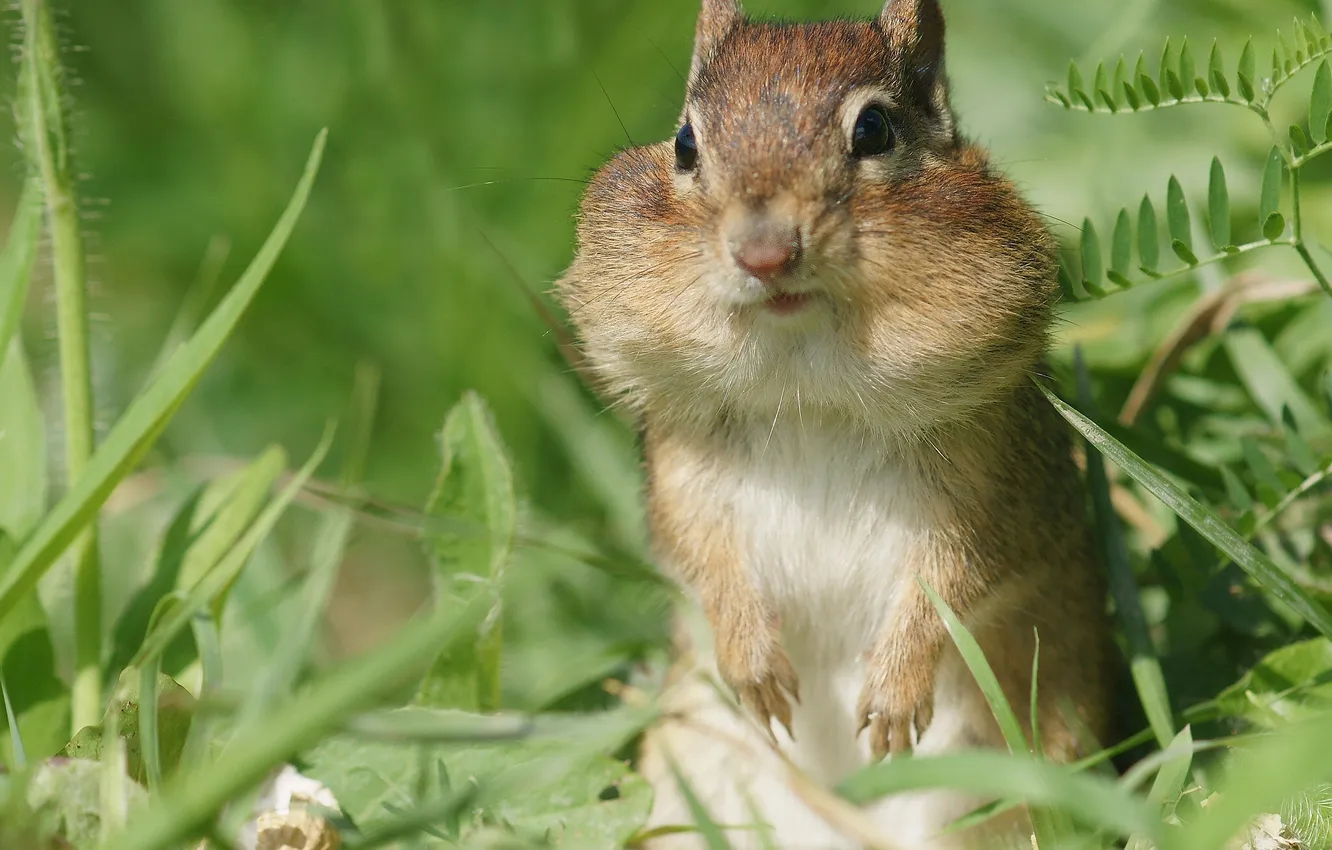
1045,15,1332,118
1060,161,1294,301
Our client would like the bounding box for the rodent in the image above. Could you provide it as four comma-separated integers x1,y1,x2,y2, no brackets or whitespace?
555,1,1114,847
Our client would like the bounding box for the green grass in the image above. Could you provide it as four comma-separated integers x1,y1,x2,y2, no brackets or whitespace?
0,0,1331,848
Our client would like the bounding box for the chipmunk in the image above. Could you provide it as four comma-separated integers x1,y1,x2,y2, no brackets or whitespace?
556,0,1113,846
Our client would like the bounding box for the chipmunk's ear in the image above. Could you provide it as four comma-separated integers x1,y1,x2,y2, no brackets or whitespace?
879,0,952,126
690,0,741,83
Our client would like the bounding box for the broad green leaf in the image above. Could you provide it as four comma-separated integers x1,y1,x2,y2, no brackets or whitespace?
1121,80,1142,111
1080,219,1103,288
23,758,147,847
303,707,655,849
416,392,517,713
1109,209,1133,284
1038,384,1332,640
837,751,1157,840
1164,68,1186,100
130,429,332,669
102,588,492,850
1225,328,1332,442
1166,176,1195,263
1239,38,1257,100
1138,195,1160,271
1260,147,1285,239
1214,638,1332,729
0,180,41,376
1209,41,1231,97
1312,60,1332,144
1208,157,1231,250
1182,699,1332,850
0,130,327,629
1073,355,1172,751
60,669,194,788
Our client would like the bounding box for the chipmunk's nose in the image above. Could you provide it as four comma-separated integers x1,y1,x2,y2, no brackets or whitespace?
728,216,802,283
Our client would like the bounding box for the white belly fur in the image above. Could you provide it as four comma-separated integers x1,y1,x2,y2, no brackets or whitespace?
640,421,1023,849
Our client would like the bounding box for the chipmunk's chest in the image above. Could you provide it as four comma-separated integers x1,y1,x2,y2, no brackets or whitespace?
718,422,934,658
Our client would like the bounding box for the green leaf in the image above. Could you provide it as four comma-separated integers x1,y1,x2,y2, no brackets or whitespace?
1210,41,1231,97
1166,176,1194,262
667,756,732,850
1291,124,1312,156
1164,68,1186,100
130,430,332,670
1260,147,1285,239
0,533,66,770
920,579,1028,756
1225,328,1332,442
0,181,41,377
1113,56,1130,98
1057,263,1080,301
1178,37,1196,93
1239,38,1257,100
0,342,46,545
0,130,327,630
1068,61,1093,109
1121,80,1142,111
1214,638,1332,729
60,669,194,788
1138,195,1160,271
1159,37,1174,92
1312,61,1332,144
1139,72,1161,107
1241,438,1286,507
1282,407,1320,476
416,392,517,713
838,751,1157,840
1109,209,1133,285
1208,157,1231,250
1080,219,1103,288
1220,466,1254,512
1094,62,1116,110
1144,725,1194,820
101,588,495,850
304,708,655,849
1038,384,1332,640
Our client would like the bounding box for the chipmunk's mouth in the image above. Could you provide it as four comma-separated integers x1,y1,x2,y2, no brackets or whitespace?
763,291,815,315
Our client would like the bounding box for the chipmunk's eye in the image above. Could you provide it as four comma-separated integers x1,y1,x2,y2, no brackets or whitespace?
675,123,699,171
851,106,895,158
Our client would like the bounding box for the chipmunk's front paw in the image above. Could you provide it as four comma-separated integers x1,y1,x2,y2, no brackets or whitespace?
856,662,935,761
714,612,800,740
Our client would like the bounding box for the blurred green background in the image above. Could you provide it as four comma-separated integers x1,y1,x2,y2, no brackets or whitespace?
5,0,1332,711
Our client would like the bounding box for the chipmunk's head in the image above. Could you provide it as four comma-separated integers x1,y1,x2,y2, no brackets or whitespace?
558,0,1057,436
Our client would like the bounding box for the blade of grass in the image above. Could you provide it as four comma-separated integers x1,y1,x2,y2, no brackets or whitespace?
21,0,102,734
919,579,1028,755
919,579,1068,847
0,674,26,768
666,753,733,850
99,592,490,850
1029,629,1042,759
139,659,163,791
838,750,1158,841
1074,351,1174,749
179,611,222,771
1037,383,1332,639
1128,726,1193,850
130,426,333,669
0,129,327,633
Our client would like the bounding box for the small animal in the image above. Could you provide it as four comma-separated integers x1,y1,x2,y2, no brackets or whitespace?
556,1,1113,846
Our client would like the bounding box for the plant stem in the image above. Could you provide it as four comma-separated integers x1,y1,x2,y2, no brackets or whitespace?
22,0,101,732
1289,166,1332,298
